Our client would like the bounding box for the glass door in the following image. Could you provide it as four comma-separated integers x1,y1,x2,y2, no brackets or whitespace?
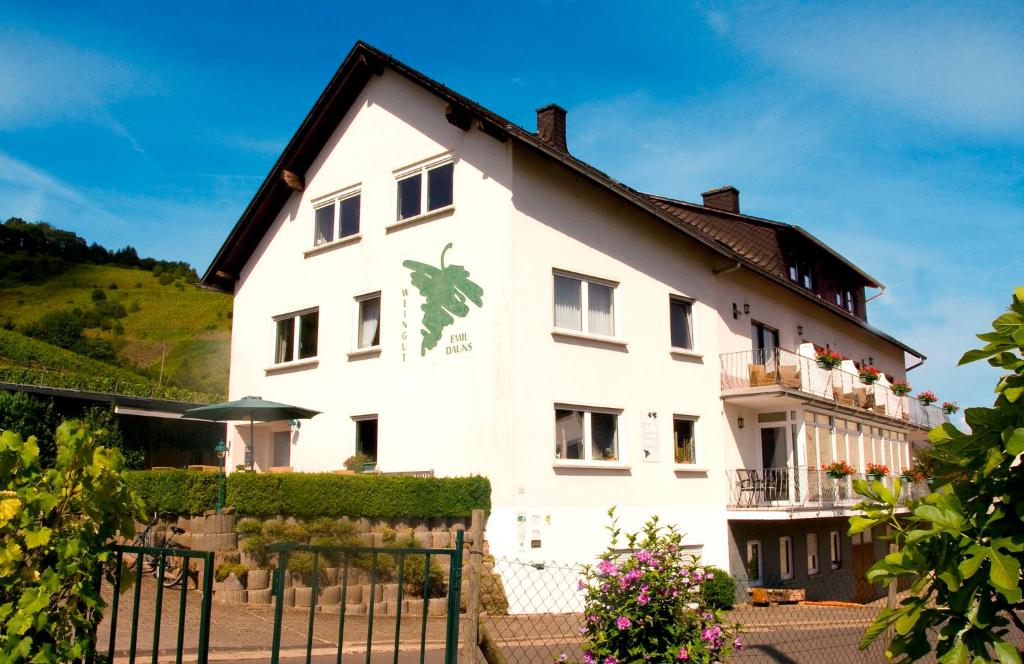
751,322,780,371
759,425,790,503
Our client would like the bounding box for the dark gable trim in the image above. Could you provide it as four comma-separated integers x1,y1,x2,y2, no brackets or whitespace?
201,41,924,362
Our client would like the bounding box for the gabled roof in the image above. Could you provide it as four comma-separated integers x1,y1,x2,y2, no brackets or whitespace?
201,41,923,361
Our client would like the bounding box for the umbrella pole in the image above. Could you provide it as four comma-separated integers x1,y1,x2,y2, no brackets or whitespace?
250,415,255,471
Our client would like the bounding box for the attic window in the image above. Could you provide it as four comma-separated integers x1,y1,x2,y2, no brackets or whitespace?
788,260,813,291
396,159,454,221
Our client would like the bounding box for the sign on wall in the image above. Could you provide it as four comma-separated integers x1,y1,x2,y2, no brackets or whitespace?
402,242,484,359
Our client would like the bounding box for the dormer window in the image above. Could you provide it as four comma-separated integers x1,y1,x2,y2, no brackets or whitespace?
787,259,812,290
835,288,856,313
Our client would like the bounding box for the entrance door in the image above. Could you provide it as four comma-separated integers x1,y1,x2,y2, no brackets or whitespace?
852,531,877,602
760,426,790,502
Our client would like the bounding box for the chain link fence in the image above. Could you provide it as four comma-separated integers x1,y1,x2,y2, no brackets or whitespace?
477,558,1024,664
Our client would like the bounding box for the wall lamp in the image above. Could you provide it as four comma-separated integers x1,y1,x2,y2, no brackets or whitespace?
797,325,804,336
289,419,302,429
737,417,745,429
743,303,750,315
733,303,751,320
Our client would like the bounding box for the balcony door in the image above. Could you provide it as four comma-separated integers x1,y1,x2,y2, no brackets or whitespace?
759,424,790,502
752,321,780,370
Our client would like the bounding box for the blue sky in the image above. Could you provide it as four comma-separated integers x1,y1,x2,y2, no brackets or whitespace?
1,1,1022,415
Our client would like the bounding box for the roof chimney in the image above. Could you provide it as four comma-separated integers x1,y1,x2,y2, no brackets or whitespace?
701,185,740,213
536,103,568,152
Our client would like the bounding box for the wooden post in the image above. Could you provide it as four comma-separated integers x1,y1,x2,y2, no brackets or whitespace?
462,509,484,664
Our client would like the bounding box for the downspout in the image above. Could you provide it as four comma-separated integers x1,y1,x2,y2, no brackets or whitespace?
713,261,742,276
865,285,887,303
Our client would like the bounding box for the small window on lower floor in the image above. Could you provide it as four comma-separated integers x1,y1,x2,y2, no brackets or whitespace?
356,293,381,349
554,407,620,462
747,540,763,586
673,416,697,464
780,536,794,580
355,417,378,463
807,533,820,575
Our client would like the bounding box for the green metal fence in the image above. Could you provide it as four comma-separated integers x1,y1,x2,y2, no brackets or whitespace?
268,531,465,664
100,544,215,664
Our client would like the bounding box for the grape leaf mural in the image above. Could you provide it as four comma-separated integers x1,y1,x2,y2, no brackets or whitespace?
403,242,484,356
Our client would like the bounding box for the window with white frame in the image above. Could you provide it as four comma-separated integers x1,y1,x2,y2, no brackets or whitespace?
355,416,378,463
396,160,453,221
780,536,794,580
673,416,697,465
669,296,694,350
313,191,360,246
355,292,381,350
746,540,763,586
554,406,620,462
274,309,318,364
553,272,616,337
830,530,842,569
807,533,819,575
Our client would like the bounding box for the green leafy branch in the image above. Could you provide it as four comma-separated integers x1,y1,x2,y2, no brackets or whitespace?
402,243,483,356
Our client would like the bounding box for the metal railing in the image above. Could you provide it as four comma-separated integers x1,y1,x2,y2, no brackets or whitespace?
268,531,464,664
720,348,947,429
726,466,930,509
98,544,215,664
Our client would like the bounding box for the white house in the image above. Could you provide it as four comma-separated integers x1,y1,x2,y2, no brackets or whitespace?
202,42,944,603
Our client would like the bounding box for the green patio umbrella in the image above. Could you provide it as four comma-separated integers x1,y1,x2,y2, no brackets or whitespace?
183,396,320,470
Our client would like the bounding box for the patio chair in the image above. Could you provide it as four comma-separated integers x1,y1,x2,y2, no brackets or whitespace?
778,364,801,388
762,469,786,504
747,364,770,387
736,469,764,507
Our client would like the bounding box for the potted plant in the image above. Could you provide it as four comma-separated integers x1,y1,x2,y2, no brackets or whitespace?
343,453,374,473
858,366,882,385
917,390,938,406
900,466,925,482
822,461,855,479
815,349,843,370
865,463,889,481
942,401,960,415
891,381,911,396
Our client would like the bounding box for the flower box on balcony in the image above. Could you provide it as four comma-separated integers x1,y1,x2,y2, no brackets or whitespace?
891,382,911,396
815,349,842,370
917,391,938,406
858,366,882,384
822,461,855,479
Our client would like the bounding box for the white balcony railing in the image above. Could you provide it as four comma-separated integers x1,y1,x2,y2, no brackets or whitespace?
720,347,947,429
726,466,929,509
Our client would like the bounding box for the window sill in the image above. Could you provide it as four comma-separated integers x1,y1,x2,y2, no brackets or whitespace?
264,358,319,374
673,465,708,473
347,346,382,359
552,461,631,471
386,205,455,232
304,234,361,258
669,348,703,360
551,329,628,349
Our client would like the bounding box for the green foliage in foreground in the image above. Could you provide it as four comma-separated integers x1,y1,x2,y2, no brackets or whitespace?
0,422,143,663
851,287,1024,664
125,469,491,518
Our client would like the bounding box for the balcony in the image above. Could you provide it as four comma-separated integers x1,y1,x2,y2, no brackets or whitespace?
726,466,929,511
720,347,947,430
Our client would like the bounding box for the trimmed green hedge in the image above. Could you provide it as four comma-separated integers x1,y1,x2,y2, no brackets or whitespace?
125,470,491,518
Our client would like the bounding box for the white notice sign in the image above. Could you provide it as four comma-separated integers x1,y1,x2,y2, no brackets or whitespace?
641,418,660,463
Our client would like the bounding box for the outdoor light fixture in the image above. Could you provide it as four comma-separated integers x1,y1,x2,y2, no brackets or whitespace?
737,417,745,429
289,419,302,429
214,440,228,514
797,325,804,336
743,303,750,315
732,303,740,319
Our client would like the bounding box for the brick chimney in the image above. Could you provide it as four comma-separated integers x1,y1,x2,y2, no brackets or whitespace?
536,103,568,152
702,186,740,213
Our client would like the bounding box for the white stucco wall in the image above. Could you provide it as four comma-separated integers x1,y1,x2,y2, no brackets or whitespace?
224,70,921,577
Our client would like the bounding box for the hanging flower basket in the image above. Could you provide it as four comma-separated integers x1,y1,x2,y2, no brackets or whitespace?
815,349,843,370
942,401,959,415
822,461,855,480
858,366,882,384
891,381,911,396
917,390,938,406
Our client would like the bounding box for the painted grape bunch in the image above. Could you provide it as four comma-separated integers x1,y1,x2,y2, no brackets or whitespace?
403,242,484,356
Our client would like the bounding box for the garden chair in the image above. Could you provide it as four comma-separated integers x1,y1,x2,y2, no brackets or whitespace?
736,469,764,507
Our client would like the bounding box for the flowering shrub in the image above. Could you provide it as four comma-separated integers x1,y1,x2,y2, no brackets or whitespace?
916,390,937,405
566,509,740,663
857,365,881,384
822,460,855,478
865,462,889,477
890,381,911,396
941,401,959,414
815,349,843,369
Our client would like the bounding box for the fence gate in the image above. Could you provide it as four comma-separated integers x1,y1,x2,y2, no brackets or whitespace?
97,544,215,664
268,531,464,664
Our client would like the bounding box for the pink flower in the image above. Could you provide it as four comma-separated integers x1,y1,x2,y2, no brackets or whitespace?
635,549,654,564
677,647,689,660
616,616,631,630
578,579,586,591
586,614,599,623
597,559,620,576
604,658,618,664
583,653,595,664
734,637,744,650
637,592,650,605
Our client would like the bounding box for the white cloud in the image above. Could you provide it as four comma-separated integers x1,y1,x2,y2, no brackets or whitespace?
702,2,1024,134
0,25,157,149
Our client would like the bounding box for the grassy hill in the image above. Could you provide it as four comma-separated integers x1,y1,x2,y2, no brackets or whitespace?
0,253,231,399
